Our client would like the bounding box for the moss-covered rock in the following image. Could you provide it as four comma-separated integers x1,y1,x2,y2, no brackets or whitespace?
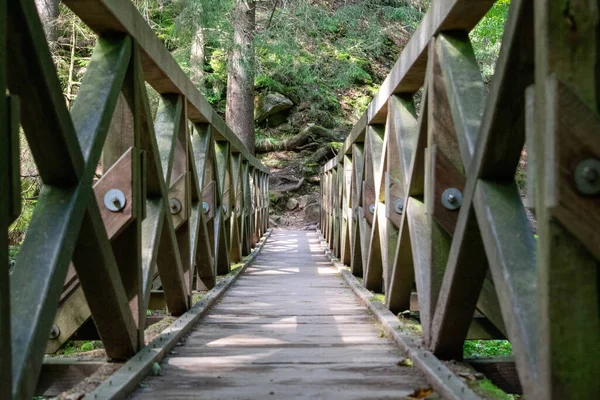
255,92,293,123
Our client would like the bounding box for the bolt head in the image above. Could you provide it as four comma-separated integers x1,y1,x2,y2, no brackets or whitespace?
441,188,463,210
49,324,60,340
393,199,404,214
582,166,599,183
202,202,210,214
575,158,600,195
104,189,126,212
169,199,182,215
368,204,375,214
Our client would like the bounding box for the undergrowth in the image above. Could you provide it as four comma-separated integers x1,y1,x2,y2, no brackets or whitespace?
464,340,513,358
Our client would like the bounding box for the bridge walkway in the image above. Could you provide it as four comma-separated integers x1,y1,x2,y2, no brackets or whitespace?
130,230,430,399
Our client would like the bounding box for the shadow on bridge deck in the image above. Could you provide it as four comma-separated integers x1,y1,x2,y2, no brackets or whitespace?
130,230,431,399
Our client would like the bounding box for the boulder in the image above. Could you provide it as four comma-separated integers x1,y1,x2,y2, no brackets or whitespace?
255,93,293,123
267,113,287,127
286,198,299,211
304,203,321,224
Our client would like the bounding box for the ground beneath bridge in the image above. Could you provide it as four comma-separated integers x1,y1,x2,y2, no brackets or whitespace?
131,230,431,399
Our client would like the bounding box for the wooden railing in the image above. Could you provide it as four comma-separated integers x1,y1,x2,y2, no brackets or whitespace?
1,0,269,398
320,0,599,399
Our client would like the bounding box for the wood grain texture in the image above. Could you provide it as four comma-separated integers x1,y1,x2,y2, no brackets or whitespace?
130,231,430,399
535,0,600,395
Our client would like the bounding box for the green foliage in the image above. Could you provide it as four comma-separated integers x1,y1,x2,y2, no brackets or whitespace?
469,0,511,83
254,1,423,124
469,379,514,400
57,340,104,356
463,340,513,358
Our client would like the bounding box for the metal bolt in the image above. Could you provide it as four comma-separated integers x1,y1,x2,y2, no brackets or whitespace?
583,166,599,183
223,204,228,214
202,202,210,214
368,204,375,214
104,189,126,212
49,324,60,340
393,199,404,214
441,188,463,210
169,199,182,215
575,158,600,195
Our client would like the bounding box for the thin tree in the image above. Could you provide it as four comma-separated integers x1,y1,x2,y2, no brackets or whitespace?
34,0,60,43
226,0,256,155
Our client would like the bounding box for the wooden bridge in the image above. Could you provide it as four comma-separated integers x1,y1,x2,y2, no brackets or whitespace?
1,0,598,399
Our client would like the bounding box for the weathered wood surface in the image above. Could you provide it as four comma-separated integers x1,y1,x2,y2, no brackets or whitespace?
131,230,431,399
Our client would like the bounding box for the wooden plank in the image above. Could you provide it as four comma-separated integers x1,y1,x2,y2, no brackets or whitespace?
534,0,600,386
428,31,488,360
72,201,138,359
387,214,414,314
435,32,484,168
214,141,231,275
35,360,108,396
363,127,385,291
45,287,91,354
340,155,353,265
386,95,418,313
141,199,165,307
93,148,135,239
156,208,189,316
169,173,189,230
155,95,183,187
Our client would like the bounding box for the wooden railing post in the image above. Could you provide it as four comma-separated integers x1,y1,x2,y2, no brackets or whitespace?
534,1,600,398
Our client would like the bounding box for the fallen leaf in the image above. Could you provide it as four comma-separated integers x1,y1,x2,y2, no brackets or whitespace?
397,358,414,367
407,387,433,399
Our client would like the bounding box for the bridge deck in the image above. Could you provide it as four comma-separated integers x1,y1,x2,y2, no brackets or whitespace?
130,230,430,399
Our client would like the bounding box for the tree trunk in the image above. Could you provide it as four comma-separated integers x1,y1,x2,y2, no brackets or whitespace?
35,0,60,44
226,0,256,155
189,22,205,90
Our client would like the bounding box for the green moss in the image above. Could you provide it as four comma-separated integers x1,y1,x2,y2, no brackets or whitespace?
371,293,386,303
469,379,513,400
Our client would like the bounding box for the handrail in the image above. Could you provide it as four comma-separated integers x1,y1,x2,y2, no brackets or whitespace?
1,0,269,398
319,0,600,399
